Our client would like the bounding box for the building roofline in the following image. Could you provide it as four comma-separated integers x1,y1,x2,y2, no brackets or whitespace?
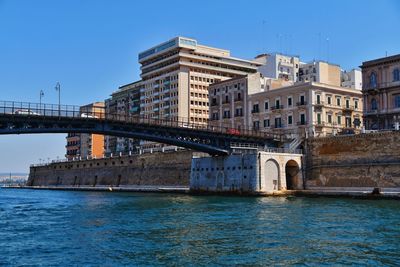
360,54,400,68
249,81,362,97
118,80,142,89
208,74,251,87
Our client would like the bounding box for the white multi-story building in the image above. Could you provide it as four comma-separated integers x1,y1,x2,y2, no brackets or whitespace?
138,37,262,125
341,69,362,90
254,53,300,82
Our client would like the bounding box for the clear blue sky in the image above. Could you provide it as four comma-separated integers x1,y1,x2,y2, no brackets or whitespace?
0,0,399,173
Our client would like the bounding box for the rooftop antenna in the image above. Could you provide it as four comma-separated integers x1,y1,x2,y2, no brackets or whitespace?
386,51,388,57
318,32,321,60
326,37,330,63
261,20,266,53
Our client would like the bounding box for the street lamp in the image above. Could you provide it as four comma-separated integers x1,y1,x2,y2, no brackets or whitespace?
55,82,61,116
39,90,44,106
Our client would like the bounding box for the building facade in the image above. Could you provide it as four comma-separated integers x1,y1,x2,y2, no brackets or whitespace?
105,81,142,155
255,53,300,82
209,72,292,130
138,36,261,126
361,54,400,130
298,61,341,86
341,69,362,90
210,78,363,138
248,82,363,137
65,102,105,160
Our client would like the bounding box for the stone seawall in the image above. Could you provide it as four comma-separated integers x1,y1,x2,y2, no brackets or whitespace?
305,131,400,189
27,150,193,187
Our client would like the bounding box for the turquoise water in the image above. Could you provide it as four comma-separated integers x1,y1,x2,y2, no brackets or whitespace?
0,189,399,266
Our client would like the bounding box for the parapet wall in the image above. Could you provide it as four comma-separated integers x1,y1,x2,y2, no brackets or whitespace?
305,131,400,189
27,150,193,187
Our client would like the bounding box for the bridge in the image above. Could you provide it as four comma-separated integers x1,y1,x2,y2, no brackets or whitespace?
0,101,286,155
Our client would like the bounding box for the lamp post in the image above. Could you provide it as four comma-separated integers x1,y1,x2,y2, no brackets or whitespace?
39,90,44,107
55,82,61,116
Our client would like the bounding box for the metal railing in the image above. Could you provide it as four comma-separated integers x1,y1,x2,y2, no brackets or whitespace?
230,142,303,154
0,100,287,140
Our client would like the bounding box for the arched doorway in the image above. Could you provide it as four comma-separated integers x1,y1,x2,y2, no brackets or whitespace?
265,159,280,191
285,160,300,190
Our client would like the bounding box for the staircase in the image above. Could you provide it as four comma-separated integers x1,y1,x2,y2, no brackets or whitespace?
288,136,303,153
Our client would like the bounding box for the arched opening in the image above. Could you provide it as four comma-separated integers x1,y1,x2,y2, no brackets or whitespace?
265,159,280,191
285,160,300,190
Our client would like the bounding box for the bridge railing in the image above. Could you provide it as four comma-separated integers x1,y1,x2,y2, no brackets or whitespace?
0,100,295,140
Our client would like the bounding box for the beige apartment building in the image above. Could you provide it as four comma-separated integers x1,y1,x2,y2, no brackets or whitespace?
248,82,363,137
298,61,341,86
138,36,261,125
209,76,363,137
361,54,400,130
209,72,292,130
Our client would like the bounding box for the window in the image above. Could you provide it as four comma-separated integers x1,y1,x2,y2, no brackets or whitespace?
316,95,321,104
327,96,332,105
264,101,269,110
252,104,259,113
346,99,350,108
275,99,280,108
317,113,321,124
253,121,260,130
394,69,400,82
300,114,306,125
288,115,293,125
337,115,342,125
263,119,270,127
300,95,305,105
394,95,400,108
355,100,358,110
223,110,230,118
274,117,282,128
370,72,377,88
288,97,292,106
371,98,378,110
327,114,332,124
235,108,243,117
336,97,341,106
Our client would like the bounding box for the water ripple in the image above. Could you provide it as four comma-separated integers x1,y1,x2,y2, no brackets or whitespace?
0,189,399,266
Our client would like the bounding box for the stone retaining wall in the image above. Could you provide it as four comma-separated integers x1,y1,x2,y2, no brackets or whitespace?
27,150,193,187
305,131,400,189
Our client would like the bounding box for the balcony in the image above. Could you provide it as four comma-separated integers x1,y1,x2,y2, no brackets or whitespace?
222,100,230,105
235,113,243,117
314,101,325,107
223,115,231,119
271,105,284,111
234,97,242,102
297,121,307,126
314,121,325,127
211,101,219,107
251,109,260,114
342,105,355,112
296,101,307,107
